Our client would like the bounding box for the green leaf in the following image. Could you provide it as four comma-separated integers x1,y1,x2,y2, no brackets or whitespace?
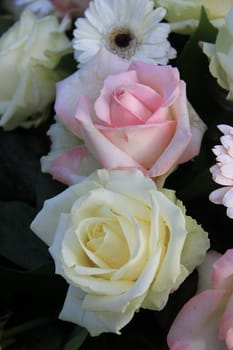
36,173,67,210
177,6,218,72
176,7,218,116
0,16,15,37
4,322,64,350
165,137,216,200
0,263,68,315
0,123,51,203
0,201,49,269
55,53,77,77
63,326,88,350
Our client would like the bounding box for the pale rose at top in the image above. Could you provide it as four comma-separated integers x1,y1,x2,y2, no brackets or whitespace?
154,0,233,34
0,11,71,130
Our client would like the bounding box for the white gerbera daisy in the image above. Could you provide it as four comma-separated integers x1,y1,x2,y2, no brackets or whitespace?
73,0,176,65
15,0,55,17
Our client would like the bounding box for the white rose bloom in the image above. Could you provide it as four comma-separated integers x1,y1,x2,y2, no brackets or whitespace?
0,11,71,130
154,0,233,34
201,6,233,102
15,0,55,17
31,168,209,336
3,0,91,18
73,0,176,66
2,0,56,18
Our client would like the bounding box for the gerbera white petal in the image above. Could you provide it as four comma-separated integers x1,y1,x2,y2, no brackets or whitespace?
209,124,233,219
73,0,176,65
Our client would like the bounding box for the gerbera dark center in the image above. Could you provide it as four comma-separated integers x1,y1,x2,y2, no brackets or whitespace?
114,32,132,48
108,27,138,59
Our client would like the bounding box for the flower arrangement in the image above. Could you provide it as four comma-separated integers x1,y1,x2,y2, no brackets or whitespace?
0,0,233,349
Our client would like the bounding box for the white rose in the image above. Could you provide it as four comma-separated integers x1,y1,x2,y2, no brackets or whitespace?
31,169,209,336
0,11,71,130
201,6,233,101
2,0,56,18
154,0,233,34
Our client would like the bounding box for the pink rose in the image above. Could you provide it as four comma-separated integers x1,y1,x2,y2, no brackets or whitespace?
49,49,206,185
167,249,233,350
51,0,91,18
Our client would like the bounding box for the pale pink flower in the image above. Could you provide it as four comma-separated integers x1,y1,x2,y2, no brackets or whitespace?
5,0,90,18
167,249,233,350
51,0,91,18
209,124,233,219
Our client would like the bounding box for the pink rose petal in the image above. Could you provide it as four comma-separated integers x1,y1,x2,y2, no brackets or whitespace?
75,96,144,171
110,87,151,126
197,250,222,292
129,61,180,107
99,121,176,169
95,71,138,125
167,290,228,350
148,82,191,176
124,83,163,112
177,103,207,164
55,57,205,182
226,327,233,350
55,47,130,135
211,249,233,289
55,72,82,137
219,293,233,342
50,145,100,185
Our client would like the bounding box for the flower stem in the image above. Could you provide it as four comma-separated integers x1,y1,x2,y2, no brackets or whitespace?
2,318,50,340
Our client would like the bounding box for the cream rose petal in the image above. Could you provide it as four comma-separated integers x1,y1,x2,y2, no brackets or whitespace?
0,11,71,130
0,63,59,129
154,0,233,34
82,252,160,313
59,285,144,336
30,180,99,245
201,7,233,102
30,169,210,336
144,190,188,309
49,213,70,277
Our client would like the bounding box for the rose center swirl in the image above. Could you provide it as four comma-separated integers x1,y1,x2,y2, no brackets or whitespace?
84,220,130,269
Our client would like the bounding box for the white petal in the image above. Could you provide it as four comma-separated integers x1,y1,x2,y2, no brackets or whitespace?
60,285,142,336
